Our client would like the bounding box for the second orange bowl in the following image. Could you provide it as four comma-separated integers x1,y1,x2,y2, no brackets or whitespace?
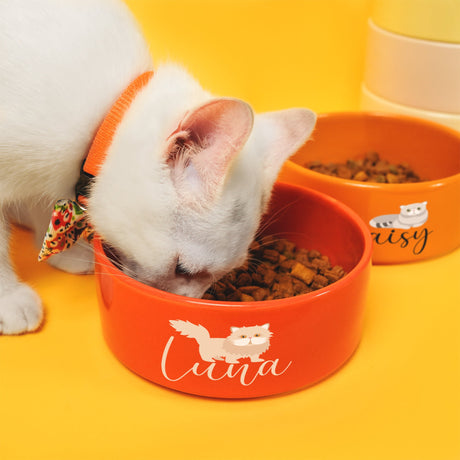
280,112,460,264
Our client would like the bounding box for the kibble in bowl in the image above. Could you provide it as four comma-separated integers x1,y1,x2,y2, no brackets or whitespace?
94,182,372,399
306,152,423,184
280,112,460,264
204,238,347,302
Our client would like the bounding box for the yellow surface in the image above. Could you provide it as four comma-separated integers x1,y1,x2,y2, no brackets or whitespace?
1,1,459,459
126,0,371,113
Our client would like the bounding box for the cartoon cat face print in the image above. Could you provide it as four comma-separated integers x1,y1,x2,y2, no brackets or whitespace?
229,324,272,346
400,201,427,216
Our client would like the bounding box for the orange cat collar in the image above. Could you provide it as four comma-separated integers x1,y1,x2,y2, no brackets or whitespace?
39,71,153,262
76,70,154,206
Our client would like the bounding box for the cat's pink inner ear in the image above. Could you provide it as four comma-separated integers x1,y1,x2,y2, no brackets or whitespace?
166,98,254,202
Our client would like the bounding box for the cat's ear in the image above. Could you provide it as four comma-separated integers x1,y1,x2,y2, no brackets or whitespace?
261,323,270,330
230,327,239,333
165,98,254,204
256,108,316,192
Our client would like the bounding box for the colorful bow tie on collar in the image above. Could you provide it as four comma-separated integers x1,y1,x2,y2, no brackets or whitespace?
38,70,154,262
38,200,94,261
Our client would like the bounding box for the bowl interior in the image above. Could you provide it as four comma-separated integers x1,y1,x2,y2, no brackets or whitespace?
260,183,367,275
290,113,460,182
98,182,370,302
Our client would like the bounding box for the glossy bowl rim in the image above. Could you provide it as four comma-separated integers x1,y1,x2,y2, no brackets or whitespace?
289,111,460,190
94,182,373,312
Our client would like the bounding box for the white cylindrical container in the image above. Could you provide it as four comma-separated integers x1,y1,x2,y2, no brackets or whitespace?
361,84,460,132
361,1,460,131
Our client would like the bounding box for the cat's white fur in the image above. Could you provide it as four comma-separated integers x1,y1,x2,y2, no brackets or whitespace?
0,0,316,334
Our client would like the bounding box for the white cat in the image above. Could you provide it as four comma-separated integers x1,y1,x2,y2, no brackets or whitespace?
0,0,316,334
170,320,272,364
369,202,428,229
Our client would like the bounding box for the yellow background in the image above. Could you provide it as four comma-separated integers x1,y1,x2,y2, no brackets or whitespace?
1,1,459,459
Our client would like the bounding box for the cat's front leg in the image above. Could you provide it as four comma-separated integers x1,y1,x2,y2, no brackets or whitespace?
0,284,44,335
0,214,43,334
250,355,264,363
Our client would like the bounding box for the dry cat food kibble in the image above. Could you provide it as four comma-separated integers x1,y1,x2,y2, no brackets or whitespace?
306,152,422,183
203,237,347,302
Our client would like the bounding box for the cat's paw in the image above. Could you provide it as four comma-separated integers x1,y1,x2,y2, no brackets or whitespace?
0,284,44,335
46,241,94,274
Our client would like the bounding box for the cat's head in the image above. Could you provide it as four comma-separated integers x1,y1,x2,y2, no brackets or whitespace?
400,201,428,216
88,64,316,298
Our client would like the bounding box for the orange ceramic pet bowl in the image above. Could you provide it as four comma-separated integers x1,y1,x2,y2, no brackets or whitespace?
280,112,460,264
94,182,372,399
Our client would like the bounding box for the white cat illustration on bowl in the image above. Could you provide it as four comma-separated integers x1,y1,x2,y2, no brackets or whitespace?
369,201,428,229
170,320,272,364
